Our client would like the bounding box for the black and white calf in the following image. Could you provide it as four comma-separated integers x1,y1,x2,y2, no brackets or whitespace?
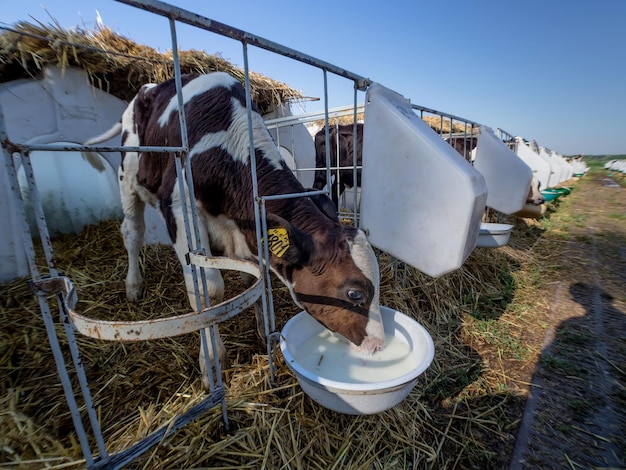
313,123,363,208
526,176,545,205
86,72,385,383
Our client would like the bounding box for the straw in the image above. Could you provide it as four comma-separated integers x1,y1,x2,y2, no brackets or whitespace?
0,21,304,115
0,212,550,468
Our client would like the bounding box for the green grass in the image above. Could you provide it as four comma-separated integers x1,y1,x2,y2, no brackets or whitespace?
471,319,528,361
555,326,592,345
573,234,592,243
539,354,582,376
567,398,594,418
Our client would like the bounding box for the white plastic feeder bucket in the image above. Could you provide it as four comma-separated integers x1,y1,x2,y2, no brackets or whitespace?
539,147,559,188
360,83,487,277
280,306,435,415
476,222,514,248
473,127,532,215
515,138,551,191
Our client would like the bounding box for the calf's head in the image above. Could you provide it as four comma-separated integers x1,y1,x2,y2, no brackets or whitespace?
267,221,385,353
526,176,545,205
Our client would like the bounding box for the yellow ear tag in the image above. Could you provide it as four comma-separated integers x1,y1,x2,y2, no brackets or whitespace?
265,228,290,258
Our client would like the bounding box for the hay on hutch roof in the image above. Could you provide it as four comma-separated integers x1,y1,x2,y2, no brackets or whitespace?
0,20,304,114
309,110,474,134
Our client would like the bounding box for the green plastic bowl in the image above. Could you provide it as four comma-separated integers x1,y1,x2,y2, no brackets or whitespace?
554,187,571,196
541,189,561,202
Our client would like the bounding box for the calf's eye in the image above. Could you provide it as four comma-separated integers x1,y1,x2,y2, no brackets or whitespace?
347,289,365,304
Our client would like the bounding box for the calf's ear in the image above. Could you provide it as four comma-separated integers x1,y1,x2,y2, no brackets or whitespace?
264,214,314,266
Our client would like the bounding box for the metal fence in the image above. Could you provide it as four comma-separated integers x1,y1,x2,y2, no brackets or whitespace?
1,0,491,467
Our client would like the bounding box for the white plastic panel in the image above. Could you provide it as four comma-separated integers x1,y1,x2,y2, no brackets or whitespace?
473,126,532,214
515,138,551,190
538,147,558,188
552,151,572,182
360,83,488,277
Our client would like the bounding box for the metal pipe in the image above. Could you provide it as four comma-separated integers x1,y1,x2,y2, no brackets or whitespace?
0,111,98,465
240,42,276,384
411,103,481,127
4,143,184,153
323,70,332,202
351,85,359,223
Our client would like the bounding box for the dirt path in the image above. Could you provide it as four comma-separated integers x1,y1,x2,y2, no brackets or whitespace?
510,175,626,469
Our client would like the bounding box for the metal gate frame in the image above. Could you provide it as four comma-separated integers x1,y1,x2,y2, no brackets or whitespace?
0,0,375,468
3,0,497,466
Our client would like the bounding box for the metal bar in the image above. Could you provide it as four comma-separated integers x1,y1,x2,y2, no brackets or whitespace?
114,0,371,88
411,103,481,127
57,259,262,341
240,42,276,383
18,153,57,272
496,127,516,142
463,122,468,159
264,104,365,127
351,85,359,221
333,120,340,204
322,70,332,202
261,189,327,201
4,143,183,153
91,390,225,470
258,200,278,382
0,113,97,465
167,18,222,397
20,151,108,458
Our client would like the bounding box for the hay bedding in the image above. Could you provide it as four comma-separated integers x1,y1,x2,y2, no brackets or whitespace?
0,215,544,469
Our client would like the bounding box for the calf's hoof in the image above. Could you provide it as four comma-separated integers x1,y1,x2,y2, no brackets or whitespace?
125,281,144,302
199,339,227,390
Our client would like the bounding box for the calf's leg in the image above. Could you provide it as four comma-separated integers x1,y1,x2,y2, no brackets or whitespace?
119,167,146,302
169,203,226,389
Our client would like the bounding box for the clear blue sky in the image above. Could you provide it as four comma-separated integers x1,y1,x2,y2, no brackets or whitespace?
3,0,625,156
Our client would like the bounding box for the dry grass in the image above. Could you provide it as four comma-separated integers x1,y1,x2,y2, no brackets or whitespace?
308,112,474,136
0,210,551,468
0,21,303,115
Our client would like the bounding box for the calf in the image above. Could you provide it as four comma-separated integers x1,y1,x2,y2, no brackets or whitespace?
313,123,363,208
527,175,545,205
86,73,385,385
445,135,478,162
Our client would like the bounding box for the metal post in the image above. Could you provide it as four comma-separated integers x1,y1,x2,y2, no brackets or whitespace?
240,41,277,382
0,108,100,466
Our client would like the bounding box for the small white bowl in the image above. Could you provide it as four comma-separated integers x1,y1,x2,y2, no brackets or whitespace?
280,306,435,415
476,222,513,248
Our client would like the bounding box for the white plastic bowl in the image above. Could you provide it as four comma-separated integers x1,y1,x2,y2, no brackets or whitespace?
280,306,435,415
476,222,513,248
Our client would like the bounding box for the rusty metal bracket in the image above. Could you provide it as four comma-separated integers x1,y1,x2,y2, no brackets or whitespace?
29,275,67,295
61,256,262,342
